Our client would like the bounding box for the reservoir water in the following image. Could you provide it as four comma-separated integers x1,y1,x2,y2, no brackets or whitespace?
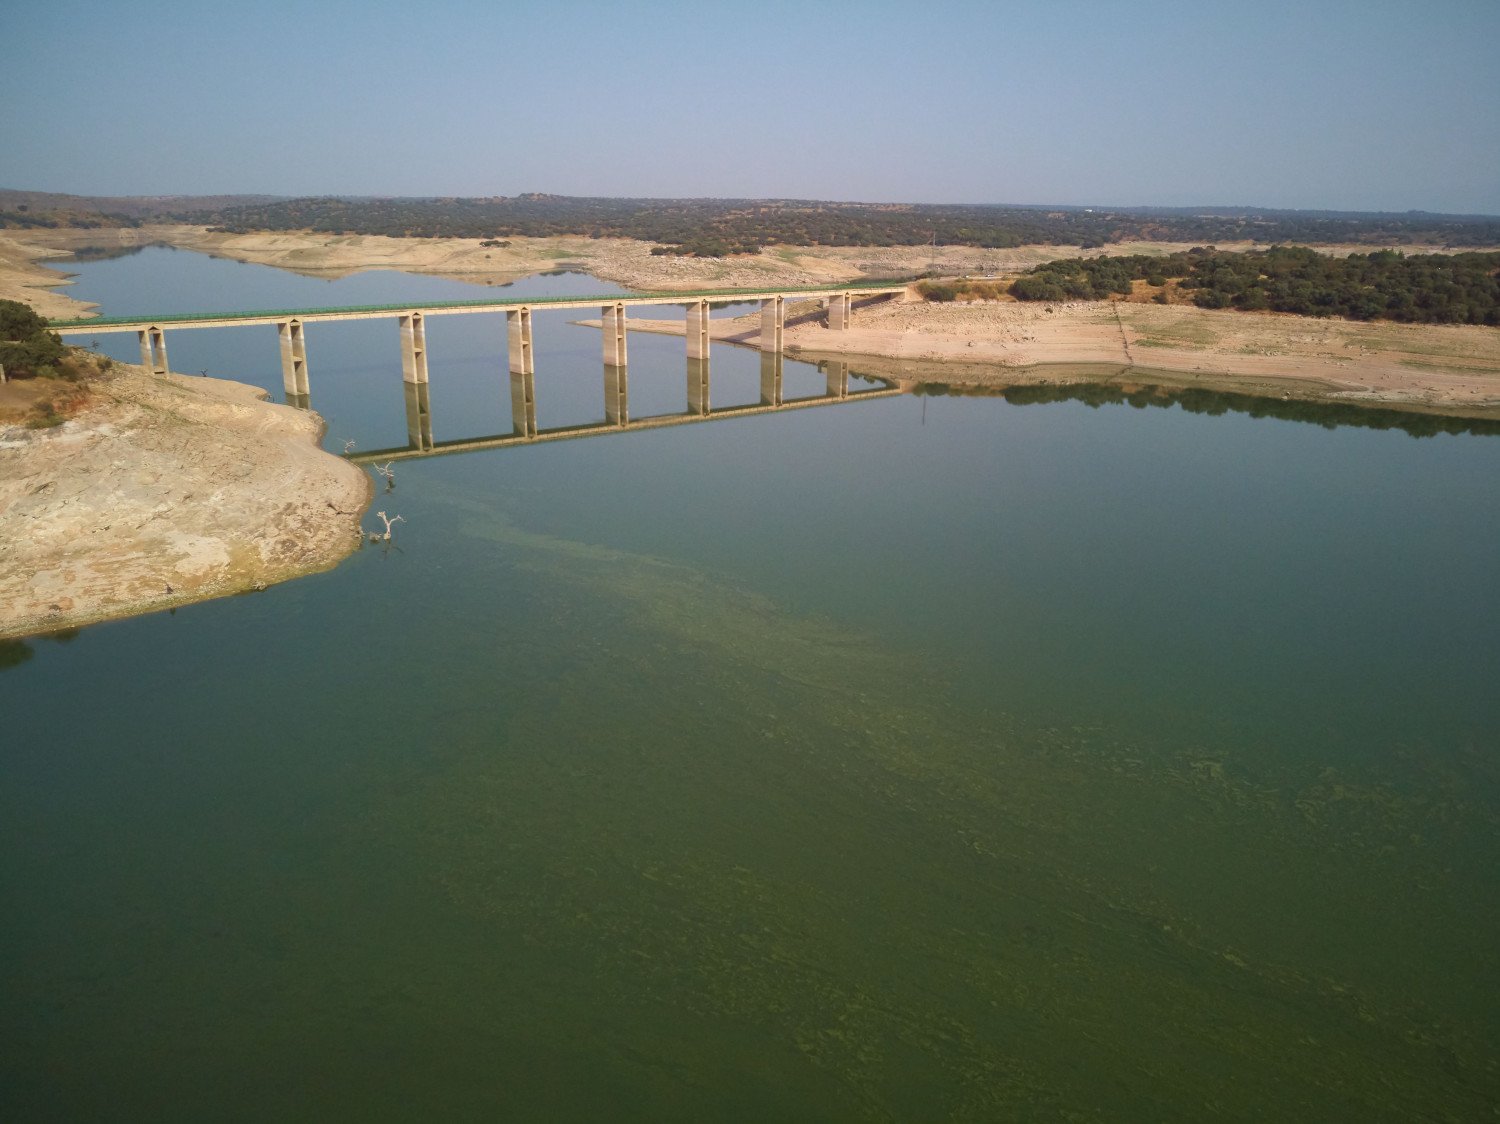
3,248,1499,1120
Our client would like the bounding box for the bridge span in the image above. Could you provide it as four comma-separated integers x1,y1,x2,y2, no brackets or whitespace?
49,280,908,401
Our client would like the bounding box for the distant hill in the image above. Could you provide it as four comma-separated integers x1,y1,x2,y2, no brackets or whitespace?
0,190,289,231
0,189,288,219
3,190,1497,253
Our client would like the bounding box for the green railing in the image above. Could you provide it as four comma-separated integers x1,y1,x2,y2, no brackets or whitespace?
48,277,910,329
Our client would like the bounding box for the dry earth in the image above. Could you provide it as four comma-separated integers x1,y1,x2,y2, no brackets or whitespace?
0,230,105,319
8,225,1477,314
0,361,370,639
595,293,1500,415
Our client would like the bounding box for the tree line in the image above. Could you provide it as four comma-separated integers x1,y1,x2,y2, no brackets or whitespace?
156,196,1500,256
1008,247,1500,325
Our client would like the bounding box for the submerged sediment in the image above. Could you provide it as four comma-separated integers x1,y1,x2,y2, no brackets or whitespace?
0,361,370,639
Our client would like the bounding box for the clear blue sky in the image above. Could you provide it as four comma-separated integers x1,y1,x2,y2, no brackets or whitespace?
6,0,1498,213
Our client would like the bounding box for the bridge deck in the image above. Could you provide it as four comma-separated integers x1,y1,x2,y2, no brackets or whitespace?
50,280,909,335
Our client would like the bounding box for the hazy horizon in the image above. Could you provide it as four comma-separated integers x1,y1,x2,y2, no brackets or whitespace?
5,0,1497,214
7,186,1500,219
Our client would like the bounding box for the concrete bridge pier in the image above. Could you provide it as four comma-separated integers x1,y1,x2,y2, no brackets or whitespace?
687,299,711,361
687,357,710,416
137,326,168,374
759,352,783,407
404,380,433,451
400,312,430,385
827,292,852,331
278,319,309,398
510,371,537,437
760,296,784,353
507,307,536,436
825,359,849,399
507,307,534,376
602,302,628,368
605,363,629,426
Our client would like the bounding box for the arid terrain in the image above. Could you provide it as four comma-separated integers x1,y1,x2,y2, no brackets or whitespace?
2,226,1497,636
585,292,1500,416
4,224,1476,318
0,360,369,639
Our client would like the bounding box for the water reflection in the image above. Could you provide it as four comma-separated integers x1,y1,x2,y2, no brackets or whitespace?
912,379,1500,438
50,244,151,264
349,361,897,464
759,352,783,407
403,381,434,451
509,370,537,437
687,357,710,416
604,363,628,426
823,359,850,400
0,628,81,672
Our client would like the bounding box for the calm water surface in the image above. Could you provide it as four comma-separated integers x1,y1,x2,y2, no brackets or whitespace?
3,249,1498,1120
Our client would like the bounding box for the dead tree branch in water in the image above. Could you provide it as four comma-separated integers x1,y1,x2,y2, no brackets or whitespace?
369,511,404,542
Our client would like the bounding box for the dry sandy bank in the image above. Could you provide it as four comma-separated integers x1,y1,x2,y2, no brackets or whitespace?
11,225,1476,315
0,229,107,319
0,361,370,640
597,294,1500,416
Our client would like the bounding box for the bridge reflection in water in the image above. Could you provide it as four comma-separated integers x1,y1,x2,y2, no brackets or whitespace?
346,354,896,465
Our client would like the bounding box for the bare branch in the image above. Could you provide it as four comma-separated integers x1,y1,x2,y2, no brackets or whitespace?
369,510,405,542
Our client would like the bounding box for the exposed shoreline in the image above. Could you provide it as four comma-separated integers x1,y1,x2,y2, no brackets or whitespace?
1,227,1495,639
7,228,1496,419
7,224,1484,319
588,295,1500,417
0,361,371,640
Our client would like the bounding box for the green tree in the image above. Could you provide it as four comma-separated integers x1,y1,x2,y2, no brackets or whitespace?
0,299,65,378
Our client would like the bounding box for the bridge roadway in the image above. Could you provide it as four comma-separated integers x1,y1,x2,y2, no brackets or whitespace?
49,279,905,403
47,279,908,334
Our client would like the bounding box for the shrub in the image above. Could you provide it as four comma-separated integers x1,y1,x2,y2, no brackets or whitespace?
0,299,65,378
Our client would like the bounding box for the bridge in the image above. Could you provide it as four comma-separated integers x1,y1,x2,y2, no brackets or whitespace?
49,280,908,400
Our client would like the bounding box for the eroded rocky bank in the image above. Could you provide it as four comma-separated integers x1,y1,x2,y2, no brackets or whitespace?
0,361,370,639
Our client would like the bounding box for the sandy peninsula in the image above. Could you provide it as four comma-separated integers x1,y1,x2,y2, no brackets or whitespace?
0,359,370,640
587,292,1500,416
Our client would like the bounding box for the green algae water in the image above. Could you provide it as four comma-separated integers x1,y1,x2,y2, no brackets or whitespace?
3,250,1499,1120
